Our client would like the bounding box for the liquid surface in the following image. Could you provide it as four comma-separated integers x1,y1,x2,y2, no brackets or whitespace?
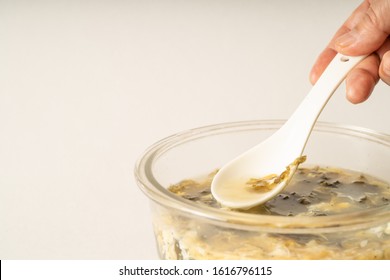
169,166,390,216
156,166,390,259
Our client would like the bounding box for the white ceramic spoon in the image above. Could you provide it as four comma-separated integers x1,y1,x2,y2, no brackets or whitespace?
211,53,366,209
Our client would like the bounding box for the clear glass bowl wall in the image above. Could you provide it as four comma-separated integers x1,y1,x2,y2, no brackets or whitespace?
135,120,390,259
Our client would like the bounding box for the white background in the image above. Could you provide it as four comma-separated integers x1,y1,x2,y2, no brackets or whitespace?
1,0,389,259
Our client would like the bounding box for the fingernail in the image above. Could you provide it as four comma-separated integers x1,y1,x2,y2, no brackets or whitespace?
335,30,358,49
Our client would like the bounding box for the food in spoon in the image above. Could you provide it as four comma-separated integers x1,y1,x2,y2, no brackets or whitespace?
247,155,307,192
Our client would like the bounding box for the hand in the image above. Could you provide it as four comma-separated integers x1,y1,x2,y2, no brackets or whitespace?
310,0,390,104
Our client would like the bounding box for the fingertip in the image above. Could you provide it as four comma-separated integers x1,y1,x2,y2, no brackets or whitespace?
309,66,320,85
310,49,337,85
345,70,375,104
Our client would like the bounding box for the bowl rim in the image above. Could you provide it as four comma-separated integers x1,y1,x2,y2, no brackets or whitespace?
135,120,390,233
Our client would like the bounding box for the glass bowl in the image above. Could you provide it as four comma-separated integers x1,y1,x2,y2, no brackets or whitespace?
135,120,390,259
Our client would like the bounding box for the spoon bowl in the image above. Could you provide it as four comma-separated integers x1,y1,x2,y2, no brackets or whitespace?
211,53,366,209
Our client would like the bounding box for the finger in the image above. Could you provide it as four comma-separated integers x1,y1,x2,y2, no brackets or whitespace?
324,1,370,50
345,53,380,104
335,0,390,55
310,49,337,84
377,37,390,85
310,1,370,84
379,50,390,85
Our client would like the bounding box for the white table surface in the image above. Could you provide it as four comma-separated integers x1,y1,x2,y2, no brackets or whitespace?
1,0,389,259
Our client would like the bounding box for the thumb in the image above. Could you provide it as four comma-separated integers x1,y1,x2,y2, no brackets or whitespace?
335,0,390,55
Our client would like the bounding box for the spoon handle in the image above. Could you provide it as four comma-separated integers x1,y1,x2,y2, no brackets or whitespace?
282,53,367,154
